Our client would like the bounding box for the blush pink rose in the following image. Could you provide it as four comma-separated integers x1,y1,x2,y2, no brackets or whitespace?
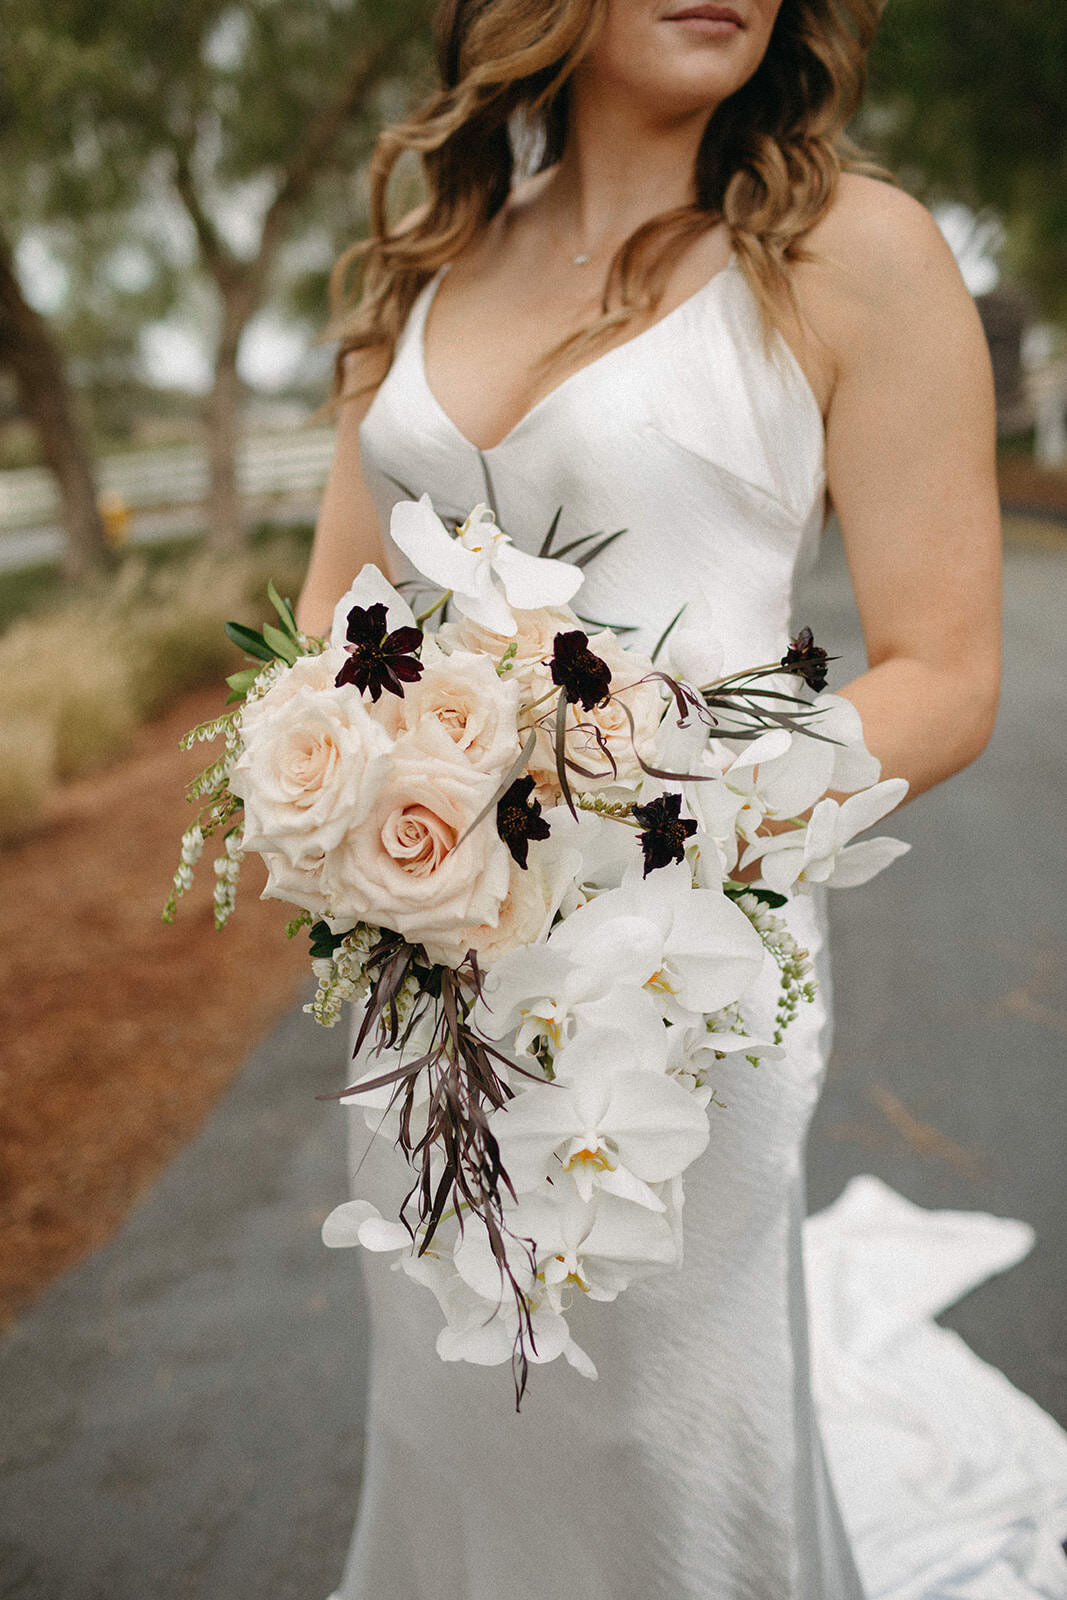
438,604,581,704
258,848,333,919
421,841,581,970
323,720,511,938
391,638,521,777
230,652,393,871
240,647,345,728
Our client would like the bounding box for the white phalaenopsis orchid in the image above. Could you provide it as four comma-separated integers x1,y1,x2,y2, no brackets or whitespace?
488,1037,711,1210
717,693,883,842
479,862,764,1053
404,1231,598,1378
719,728,810,843
548,862,766,1021
455,1189,679,1311
744,777,911,892
476,932,669,1056
390,496,583,637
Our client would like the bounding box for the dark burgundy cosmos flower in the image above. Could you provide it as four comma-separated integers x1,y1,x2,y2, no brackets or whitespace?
780,626,830,693
496,775,551,869
335,602,424,701
550,630,612,711
631,791,697,876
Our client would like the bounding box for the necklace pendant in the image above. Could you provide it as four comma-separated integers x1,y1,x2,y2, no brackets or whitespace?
572,252,591,267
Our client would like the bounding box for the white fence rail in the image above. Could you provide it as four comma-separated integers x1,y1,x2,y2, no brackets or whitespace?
0,427,336,536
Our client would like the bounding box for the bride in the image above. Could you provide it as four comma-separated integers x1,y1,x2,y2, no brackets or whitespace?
296,1,1003,1596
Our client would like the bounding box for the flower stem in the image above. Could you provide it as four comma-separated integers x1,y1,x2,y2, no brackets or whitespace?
575,794,640,826
521,684,565,718
415,589,453,627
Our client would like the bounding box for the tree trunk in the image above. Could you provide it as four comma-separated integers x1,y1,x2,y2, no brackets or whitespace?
0,235,110,581
204,327,245,551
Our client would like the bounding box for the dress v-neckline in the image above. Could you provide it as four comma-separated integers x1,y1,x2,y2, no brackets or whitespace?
417,255,738,456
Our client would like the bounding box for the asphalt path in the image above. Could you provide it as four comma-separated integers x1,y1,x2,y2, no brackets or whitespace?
1,525,1064,1599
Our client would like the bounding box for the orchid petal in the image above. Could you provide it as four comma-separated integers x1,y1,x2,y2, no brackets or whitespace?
437,1320,514,1366
599,1072,711,1182
321,1200,410,1252
836,777,909,839
822,835,911,888
803,797,839,862
725,727,792,777
493,540,583,609
563,1339,598,1380
756,842,805,895
598,1165,667,1210
814,693,883,793
390,495,485,592
329,564,416,649
451,578,519,637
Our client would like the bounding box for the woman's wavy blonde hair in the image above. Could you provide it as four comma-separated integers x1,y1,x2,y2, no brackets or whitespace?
332,0,884,385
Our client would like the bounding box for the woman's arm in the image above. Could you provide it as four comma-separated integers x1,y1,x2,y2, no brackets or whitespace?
797,176,1003,802
296,349,391,638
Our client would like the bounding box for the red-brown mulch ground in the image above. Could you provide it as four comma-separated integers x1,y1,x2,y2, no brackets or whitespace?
0,688,307,1325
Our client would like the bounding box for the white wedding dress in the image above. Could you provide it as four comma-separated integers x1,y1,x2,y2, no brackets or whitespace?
327,260,1067,1600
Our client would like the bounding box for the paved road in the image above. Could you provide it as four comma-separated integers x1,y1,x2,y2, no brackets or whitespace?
1,527,1064,1599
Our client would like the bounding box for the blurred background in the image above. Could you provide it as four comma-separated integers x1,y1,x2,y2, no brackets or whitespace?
0,4,1065,1597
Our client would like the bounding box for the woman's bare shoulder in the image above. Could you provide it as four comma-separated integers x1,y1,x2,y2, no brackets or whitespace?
793,173,976,371
811,173,951,267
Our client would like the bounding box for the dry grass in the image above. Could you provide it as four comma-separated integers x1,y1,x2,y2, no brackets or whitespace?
0,717,55,844
0,537,309,841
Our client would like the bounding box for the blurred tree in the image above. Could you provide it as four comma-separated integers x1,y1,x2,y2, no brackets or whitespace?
2,0,434,550
867,3,1067,321
0,228,110,579
0,23,120,578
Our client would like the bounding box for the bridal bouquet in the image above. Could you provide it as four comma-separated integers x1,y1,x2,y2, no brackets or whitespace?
167,495,908,1403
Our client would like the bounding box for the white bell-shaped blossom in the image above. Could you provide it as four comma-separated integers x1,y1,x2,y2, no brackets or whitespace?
390,496,583,637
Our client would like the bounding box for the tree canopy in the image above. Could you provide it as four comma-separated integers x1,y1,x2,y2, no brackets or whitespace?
1,0,435,547
867,2,1067,320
